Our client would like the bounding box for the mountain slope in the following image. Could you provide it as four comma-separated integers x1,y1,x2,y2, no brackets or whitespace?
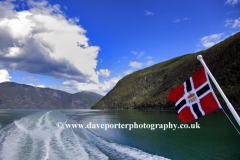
75,91,103,103
92,32,240,110
0,82,101,109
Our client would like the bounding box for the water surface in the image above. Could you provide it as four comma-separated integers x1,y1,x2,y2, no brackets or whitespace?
0,109,239,160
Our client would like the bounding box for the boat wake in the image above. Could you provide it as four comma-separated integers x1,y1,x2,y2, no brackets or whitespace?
0,111,169,160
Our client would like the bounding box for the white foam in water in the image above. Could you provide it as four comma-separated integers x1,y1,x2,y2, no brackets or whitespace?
82,129,170,160
0,111,170,160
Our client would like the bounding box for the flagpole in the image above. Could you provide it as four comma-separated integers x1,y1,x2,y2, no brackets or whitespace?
197,55,240,127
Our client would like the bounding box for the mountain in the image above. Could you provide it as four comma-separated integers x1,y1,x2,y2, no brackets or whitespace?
92,32,240,110
0,82,102,109
75,91,103,101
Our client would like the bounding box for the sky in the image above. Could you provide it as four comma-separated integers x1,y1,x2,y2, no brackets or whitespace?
0,0,239,95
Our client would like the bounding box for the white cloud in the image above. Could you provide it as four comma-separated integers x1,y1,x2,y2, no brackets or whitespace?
123,59,156,76
145,10,154,16
68,17,79,25
202,42,215,48
129,61,144,69
101,77,121,91
225,17,240,28
232,31,239,35
146,60,154,66
227,10,239,15
124,69,133,75
136,52,145,59
37,84,45,88
63,5,68,10
0,1,16,19
96,69,111,78
131,51,138,55
0,69,12,83
196,44,201,47
58,76,122,95
144,56,152,59
125,59,155,75
198,33,225,48
27,83,45,88
173,19,180,23
131,51,145,59
225,0,239,5
22,76,39,81
195,48,201,52
173,18,190,23
0,0,102,83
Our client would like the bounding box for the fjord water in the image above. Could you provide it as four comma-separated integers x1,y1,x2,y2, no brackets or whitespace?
0,109,239,160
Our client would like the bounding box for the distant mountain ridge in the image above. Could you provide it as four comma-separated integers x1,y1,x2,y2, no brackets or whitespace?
75,91,103,103
0,82,103,109
92,32,240,110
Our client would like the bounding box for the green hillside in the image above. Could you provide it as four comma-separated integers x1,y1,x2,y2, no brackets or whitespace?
92,32,240,110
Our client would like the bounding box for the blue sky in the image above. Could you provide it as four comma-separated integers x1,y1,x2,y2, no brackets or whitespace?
0,0,239,95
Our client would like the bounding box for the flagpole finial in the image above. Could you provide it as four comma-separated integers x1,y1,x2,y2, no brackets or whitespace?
197,55,203,61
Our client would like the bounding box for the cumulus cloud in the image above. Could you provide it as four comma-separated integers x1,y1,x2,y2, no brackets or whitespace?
197,33,225,48
0,0,101,83
145,10,154,16
0,1,16,19
225,0,239,5
97,69,111,78
225,17,240,28
58,76,122,95
0,69,12,83
22,76,39,81
129,61,144,69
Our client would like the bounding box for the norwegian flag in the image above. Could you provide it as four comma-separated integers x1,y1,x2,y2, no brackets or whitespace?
167,67,222,122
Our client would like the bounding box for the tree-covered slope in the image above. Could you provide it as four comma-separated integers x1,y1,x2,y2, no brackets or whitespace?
92,32,240,110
